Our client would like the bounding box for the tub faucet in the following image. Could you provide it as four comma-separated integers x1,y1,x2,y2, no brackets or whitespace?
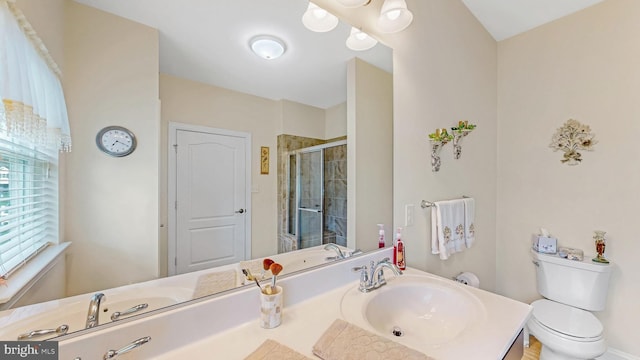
352,258,402,293
85,293,106,328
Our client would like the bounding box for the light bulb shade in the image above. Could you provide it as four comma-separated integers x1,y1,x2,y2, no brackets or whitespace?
335,0,370,8
346,27,377,51
250,35,286,60
378,0,413,33
302,2,338,32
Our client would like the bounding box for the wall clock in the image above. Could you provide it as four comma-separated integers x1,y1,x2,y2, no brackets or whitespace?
96,126,137,157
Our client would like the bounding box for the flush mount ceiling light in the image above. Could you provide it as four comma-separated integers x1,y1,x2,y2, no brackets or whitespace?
335,0,371,8
378,0,414,33
302,2,339,32
345,27,378,51
249,35,286,60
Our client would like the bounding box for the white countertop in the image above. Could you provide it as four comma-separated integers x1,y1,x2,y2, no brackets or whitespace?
155,268,531,359
58,249,532,360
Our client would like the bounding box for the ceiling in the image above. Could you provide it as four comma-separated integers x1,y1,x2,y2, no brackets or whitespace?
73,0,392,110
462,0,605,41
72,0,605,108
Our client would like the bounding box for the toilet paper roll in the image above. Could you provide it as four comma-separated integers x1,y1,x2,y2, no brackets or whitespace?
455,272,480,288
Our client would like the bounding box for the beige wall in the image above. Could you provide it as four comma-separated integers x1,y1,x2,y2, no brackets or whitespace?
159,74,281,266
62,1,160,295
347,58,393,252
159,74,350,270
325,102,347,139
497,0,640,354
391,1,498,290
317,0,499,289
278,100,326,139
17,0,161,296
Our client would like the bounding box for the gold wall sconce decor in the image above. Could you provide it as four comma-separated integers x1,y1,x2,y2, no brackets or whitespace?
549,119,597,165
451,120,476,159
260,146,270,174
428,128,453,172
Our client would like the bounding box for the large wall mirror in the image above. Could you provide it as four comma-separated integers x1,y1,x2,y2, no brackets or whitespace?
0,0,392,340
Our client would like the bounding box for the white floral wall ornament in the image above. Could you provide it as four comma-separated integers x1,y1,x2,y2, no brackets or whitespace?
550,119,597,165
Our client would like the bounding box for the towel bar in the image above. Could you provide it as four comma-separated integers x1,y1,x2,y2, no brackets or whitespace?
421,196,469,209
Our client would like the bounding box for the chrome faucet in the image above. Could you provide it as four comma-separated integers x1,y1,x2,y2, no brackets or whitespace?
324,243,363,260
85,293,106,328
324,243,345,259
352,258,402,292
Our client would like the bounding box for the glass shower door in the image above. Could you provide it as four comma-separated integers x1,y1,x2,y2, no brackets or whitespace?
297,149,323,249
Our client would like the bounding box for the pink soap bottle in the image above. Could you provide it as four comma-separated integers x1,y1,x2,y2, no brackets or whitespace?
377,224,385,248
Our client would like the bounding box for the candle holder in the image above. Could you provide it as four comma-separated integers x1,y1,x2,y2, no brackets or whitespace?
428,128,453,172
429,140,448,172
452,129,473,159
592,230,609,264
451,121,476,160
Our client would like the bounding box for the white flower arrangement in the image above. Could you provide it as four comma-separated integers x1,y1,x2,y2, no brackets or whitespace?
550,119,597,165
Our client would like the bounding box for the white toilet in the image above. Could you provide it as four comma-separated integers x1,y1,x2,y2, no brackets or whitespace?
526,250,611,360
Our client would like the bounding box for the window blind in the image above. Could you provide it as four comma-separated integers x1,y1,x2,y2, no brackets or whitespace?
0,137,57,279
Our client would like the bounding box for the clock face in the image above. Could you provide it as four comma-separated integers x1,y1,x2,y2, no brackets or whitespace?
96,126,137,157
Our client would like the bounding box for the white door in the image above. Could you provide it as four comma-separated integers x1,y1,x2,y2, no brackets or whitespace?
171,126,250,275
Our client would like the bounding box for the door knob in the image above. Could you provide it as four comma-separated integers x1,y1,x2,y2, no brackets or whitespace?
235,209,245,214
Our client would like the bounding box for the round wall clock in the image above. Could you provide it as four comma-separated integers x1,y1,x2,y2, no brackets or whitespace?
96,126,137,157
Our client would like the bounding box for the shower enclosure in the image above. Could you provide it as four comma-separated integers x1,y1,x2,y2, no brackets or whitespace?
287,141,347,250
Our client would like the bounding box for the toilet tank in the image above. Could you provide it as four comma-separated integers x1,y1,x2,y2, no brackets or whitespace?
531,250,611,311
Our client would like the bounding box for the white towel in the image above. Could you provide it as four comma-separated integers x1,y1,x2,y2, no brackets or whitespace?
431,199,466,260
192,269,237,298
463,198,475,248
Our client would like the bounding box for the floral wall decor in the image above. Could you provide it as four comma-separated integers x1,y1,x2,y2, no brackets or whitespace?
549,119,597,165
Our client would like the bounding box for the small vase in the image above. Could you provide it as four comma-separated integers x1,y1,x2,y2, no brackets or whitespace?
592,230,609,264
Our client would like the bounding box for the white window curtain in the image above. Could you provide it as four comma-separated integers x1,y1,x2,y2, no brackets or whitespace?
0,0,71,152
0,0,69,278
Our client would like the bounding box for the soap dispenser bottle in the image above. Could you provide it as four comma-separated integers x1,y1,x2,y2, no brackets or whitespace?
396,227,406,270
377,224,385,248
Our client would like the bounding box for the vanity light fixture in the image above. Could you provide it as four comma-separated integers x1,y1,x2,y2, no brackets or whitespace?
301,0,414,52
346,27,378,51
378,0,413,33
335,0,372,7
249,35,287,60
302,2,339,32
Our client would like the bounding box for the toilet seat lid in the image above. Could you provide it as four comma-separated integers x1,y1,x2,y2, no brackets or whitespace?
532,299,603,339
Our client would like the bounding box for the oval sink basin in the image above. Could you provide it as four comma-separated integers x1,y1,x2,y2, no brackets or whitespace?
341,274,487,351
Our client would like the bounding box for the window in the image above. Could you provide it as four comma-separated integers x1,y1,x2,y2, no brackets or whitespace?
0,138,57,278
0,1,69,281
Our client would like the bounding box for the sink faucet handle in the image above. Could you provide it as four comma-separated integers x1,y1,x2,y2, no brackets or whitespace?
352,265,367,278
103,336,151,360
352,265,369,290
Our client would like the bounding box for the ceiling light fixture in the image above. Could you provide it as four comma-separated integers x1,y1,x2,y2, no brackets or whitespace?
345,27,378,51
300,0,414,51
302,2,339,32
378,0,413,33
249,35,287,60
335,0,372,8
